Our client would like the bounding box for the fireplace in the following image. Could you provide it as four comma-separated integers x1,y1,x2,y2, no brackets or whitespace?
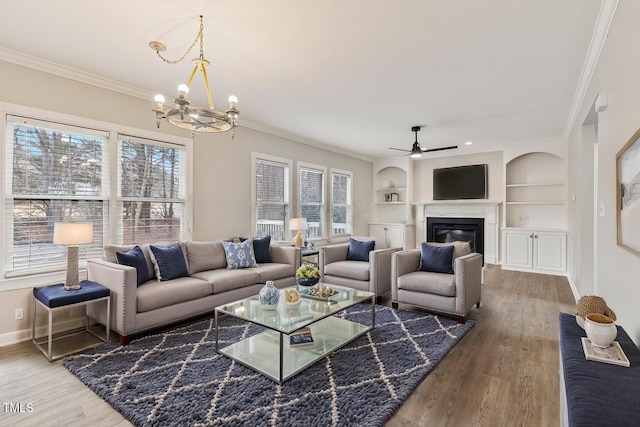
427,217,484,262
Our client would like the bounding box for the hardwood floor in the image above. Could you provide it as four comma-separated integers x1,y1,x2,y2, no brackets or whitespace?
0,266,575,426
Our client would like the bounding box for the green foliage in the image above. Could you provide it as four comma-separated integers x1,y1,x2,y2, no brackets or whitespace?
296,264,320,279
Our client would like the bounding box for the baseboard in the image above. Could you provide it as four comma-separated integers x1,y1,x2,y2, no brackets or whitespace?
500,264,568,277
566,276,580,303
0,317,86,348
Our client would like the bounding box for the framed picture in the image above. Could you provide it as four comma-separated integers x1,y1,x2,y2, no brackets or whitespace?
616,128,640,255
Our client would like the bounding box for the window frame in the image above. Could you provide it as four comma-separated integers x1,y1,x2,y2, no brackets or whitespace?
251,152,292,242
330,168,353,237
0,102,192,291
297,161,327,240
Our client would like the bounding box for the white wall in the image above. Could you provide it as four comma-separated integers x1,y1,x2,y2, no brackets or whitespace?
0,60,372,343
567,0,640,343
412,151,504,203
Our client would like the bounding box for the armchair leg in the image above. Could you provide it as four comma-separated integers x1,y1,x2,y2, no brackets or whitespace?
456,315,466,324
375,296,382,305
391,302,398,310
476,301,481,308
119,335,132,346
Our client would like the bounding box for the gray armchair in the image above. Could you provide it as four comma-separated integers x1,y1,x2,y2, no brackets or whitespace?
391,241,482,323
319,239,401,298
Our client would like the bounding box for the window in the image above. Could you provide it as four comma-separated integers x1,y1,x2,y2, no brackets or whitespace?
253,153,291,241
118,135,186,245
2,109,191,284
330,169,353,236
4,115,107,277
299,163,326,239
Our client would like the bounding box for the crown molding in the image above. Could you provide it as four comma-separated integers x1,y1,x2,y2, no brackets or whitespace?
563,0,619,139
0,47,372,163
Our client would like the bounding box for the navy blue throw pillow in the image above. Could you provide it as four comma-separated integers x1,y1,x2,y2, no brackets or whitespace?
253,235,272,263
116,245,150,286
149,243,189,281
346,238,375,262
419,243,454,274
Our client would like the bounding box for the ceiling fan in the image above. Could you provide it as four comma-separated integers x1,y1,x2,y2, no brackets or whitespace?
389,126,458,158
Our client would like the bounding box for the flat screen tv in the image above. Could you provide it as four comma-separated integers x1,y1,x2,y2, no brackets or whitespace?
433,164,488,200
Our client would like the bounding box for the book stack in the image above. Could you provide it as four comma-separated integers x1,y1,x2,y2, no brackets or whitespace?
289,327,314,347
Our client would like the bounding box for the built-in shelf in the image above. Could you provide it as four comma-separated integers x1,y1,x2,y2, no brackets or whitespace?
505,182,563,188
376,202,405,205
506,201,565,205
376,187,407,192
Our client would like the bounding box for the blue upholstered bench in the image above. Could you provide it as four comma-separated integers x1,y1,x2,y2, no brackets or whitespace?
32,281,110,361
558,312,640,426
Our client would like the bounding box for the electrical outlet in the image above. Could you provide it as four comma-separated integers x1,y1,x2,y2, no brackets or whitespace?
15,308,23,320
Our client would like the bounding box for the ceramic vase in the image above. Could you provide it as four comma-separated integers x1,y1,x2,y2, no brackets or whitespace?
584,313,617,348
259,280,279,310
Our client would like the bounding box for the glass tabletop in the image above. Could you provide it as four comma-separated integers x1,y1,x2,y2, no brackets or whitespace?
215,284,374,335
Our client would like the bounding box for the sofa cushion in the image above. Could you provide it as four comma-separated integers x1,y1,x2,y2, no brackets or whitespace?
222,240,257,269
192,268,260,294
253,235,273,263
115,246,149,286
419,243,454,274
149,243,189,281
185,241,227,274
397,271,456,297
423,241,471,272
324,260,370,281
250,263,294,283
346,238,375,262
136,276,213,313
103,243,160,281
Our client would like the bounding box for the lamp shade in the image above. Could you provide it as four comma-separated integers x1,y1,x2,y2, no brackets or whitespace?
53,223,94,246
289,218,308,231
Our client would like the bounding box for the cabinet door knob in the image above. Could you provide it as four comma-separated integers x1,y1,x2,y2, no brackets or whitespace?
530,234,533,238
534,235,538,238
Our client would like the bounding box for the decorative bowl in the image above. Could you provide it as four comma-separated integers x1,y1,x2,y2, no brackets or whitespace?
281,298,302,310
296,278,319,287
584,313,617,348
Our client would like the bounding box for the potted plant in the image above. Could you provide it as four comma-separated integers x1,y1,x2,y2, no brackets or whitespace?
295,264,320,287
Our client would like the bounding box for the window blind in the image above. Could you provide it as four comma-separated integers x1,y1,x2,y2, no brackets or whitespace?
299,165,325,238
255,157,290,240
4,115,107,276
331,171,352,236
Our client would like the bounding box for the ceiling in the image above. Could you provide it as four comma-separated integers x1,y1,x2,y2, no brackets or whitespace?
0,0,604,160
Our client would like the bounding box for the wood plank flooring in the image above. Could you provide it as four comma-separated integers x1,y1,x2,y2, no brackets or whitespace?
0,266,575,426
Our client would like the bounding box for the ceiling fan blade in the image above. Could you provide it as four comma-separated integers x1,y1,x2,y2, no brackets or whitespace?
388,147,410,152
422,145,458,153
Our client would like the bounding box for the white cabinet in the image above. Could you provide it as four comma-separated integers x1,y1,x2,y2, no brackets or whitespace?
369,223,415,249
502,229,567,275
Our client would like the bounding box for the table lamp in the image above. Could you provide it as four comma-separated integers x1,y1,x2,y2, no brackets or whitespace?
289,218,308,248
53,222,94,290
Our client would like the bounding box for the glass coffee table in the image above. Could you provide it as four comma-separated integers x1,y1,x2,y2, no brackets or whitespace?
215,284,375,384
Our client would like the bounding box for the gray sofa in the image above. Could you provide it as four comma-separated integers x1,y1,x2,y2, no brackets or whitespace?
86,240,300,345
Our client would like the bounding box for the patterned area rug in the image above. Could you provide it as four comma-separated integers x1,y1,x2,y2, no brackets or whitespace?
63,304,474,427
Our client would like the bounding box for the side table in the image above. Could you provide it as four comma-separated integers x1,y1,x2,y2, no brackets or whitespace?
32,280,110,361
301,248,319,267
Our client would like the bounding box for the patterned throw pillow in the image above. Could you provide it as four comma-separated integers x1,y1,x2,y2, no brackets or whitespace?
149,243,189,281
222,239,257,269
116,245,150,286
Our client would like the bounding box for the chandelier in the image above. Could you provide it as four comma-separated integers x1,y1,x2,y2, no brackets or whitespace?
150,15,239,133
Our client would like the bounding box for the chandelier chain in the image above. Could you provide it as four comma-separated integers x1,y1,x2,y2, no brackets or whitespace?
155,16,205,65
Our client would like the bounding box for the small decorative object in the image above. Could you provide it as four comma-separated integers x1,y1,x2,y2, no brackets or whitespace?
259,280,279,310
575,295,617,328
53,222,94,291
308,284,339,298
295,264,320,287
584,313,617,348
281,289,301,309
289,217,309,248
616,128,640,256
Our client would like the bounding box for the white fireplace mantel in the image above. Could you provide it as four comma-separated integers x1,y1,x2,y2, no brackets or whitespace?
413,202,501,265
